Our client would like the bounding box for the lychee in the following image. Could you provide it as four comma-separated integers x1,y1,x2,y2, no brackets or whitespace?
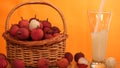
43,27,53,34
74,52,85,62
12,59,25,68
9,24,19,37
19,17,29,29
78,64,88,68
53,33,60,37
29,18,43,31
0,58,8,68
44,34,53,39
31,28,44,41
106,57,116,68
0,53,6,60
64,52,73,63
56,58,69,68
38,58,50,68
78,57,88,65
41,19,51,28
16,28,29,40
51,26,60,33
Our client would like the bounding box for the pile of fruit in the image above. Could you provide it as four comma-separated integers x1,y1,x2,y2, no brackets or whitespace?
9,17,61,41
0,52,89,68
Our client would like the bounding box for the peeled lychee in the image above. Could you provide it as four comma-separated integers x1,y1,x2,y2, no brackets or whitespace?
64,52,73,63
19,17,29,29
78,57,88,65
0,53,6,60
38,58,50,68
56,58,69,68
74,52,85,62
106,57,116,68
0,58,8,68
41,19,51,28
31,28,44,41
9,24,19,37
51,26,60,33
12,59,25,68
29,18,43,31
44,34,53,39
16,28,29,40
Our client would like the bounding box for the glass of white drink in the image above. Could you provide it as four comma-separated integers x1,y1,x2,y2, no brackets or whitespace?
88,11,112,68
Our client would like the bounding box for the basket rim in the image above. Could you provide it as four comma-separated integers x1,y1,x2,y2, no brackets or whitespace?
3,31,68,47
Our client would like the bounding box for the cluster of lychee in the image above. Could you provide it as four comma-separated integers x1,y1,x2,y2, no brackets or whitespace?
0,53,25,68
9,17,60,41
0,52,88,68
56,52,89,68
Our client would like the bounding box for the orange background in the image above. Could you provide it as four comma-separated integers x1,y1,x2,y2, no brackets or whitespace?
0,0,120,63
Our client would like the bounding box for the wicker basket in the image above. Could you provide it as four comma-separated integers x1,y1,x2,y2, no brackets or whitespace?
3,1,67,68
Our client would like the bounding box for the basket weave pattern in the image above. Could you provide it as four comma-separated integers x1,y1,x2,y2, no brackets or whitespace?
3,1,67,67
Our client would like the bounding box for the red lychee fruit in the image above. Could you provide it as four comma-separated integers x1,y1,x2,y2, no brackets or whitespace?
74,52,85,62
12,59,25,68
51,26,60,33
19,17,29,29
64,52,73,63
44,34,53,39
53,33,60,37
41,19,51,28
0,53,6,60
31,28,44,41
0,58,8,68
56,58,69,68
38,58,50,68
16,28,29,40
78,64,88,68
43,27,53,34
9,24,19,37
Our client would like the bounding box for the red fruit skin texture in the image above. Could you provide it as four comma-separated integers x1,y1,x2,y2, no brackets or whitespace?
57,58,69,68
31,28,44,41
42,20,51,28
78,64,88,68
19,20,29,29
74,52,85,62
12,59,25,68
51,26,60,33
38,58,50,68
0,58,8,68
43,27,53,34
39,22,43,29
16,28,29,40
64,52,73,63
53,33,60,37
0,53,6,60
44,34,53,39
9,24,19,37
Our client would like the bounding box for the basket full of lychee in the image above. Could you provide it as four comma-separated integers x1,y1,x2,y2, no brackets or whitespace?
3,1,67,67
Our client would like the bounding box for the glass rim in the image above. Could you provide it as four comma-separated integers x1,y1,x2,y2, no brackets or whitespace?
87,10,112,14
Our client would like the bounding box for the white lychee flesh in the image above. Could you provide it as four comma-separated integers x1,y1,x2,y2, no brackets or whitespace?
29,19,40,31
106,57,116,68
78,57,88,65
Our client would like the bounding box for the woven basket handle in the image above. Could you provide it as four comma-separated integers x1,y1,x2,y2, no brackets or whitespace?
5,1,67,34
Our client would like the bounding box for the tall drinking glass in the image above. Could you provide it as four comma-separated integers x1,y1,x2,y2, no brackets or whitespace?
88,11,112,68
